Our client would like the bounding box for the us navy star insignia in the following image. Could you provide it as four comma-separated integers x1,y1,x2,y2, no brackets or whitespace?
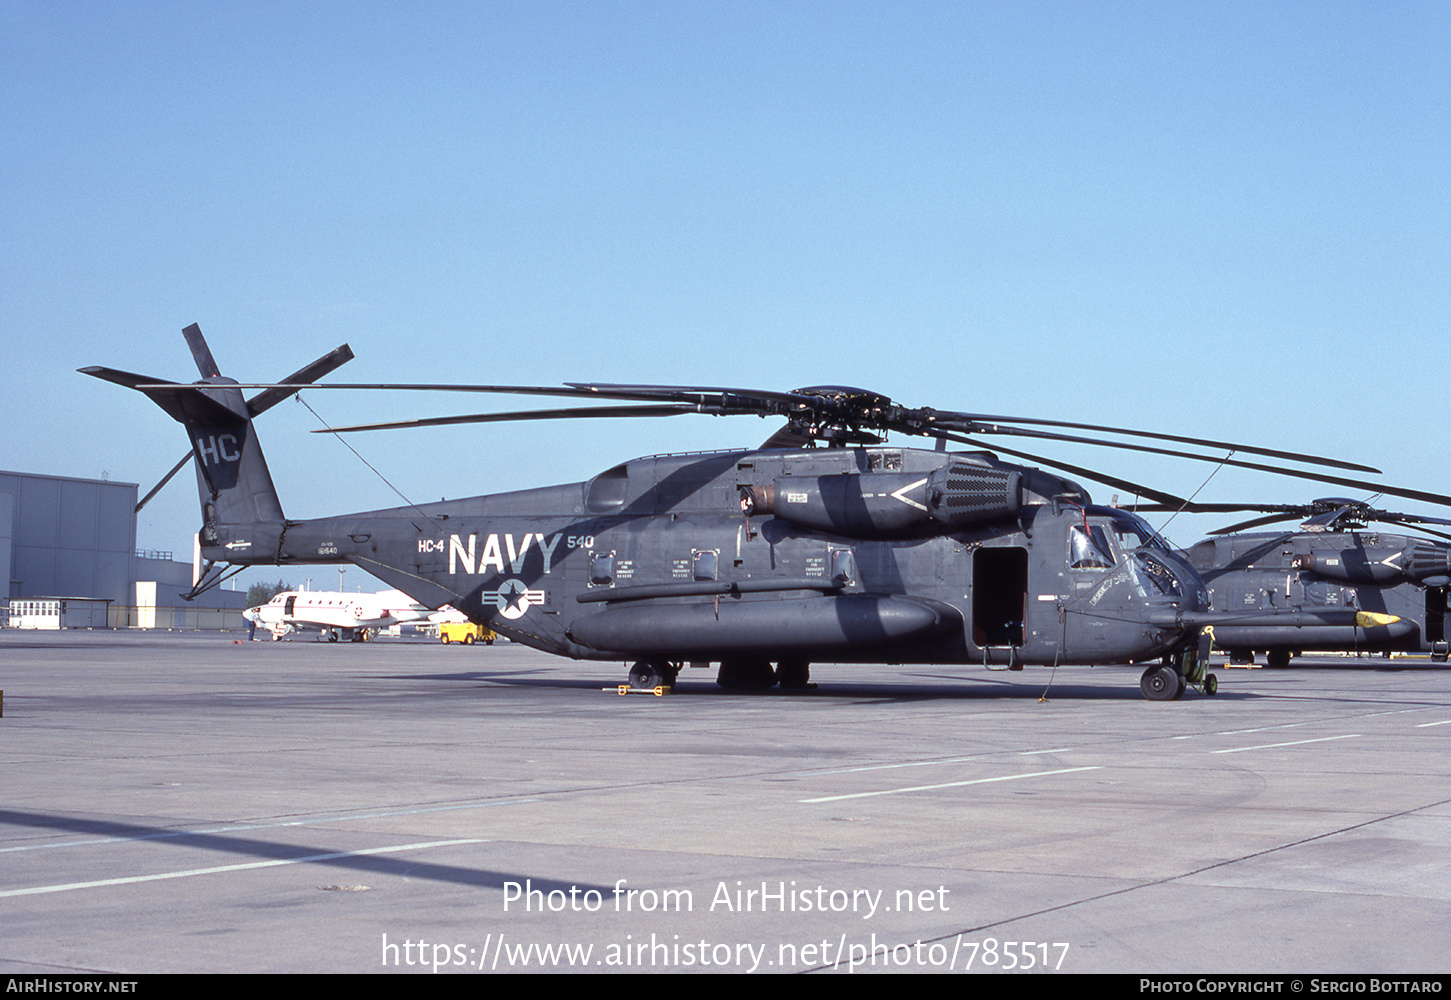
483,579,546,620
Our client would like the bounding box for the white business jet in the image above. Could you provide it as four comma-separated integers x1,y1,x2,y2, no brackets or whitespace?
244,589,438,641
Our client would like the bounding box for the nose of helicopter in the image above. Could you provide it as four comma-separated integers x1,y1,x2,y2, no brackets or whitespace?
1171,558,1210,613
1134,548,1210,614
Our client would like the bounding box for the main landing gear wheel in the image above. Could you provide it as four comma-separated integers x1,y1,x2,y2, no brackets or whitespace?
1140,664,1185,701
1266,649,1292,668
716,658,777,691
776,658,812,690
628,660,677,689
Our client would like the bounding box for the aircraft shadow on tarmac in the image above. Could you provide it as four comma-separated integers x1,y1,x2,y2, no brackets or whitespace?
0,808,611,896
383,668,1220,702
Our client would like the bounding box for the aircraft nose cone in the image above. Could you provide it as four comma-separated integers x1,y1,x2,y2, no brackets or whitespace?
1178,568,1210,612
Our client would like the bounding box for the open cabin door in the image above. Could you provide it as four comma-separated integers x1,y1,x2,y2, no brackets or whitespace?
972,547,1027,666
1429,587,1449,661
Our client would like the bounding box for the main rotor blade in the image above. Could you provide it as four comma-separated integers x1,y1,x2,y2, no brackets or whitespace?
1225,464,1451,510
1377,511,1451,528
894,418,1372,479
141,380,849,419
315,404,703,434
1129,502,1297,514
567,382,818,408
1209,513,1304,535
927,412,1381,475
1144,501,1451,537
154,381,776,401
947,427,1451,511
1379,516,1451,543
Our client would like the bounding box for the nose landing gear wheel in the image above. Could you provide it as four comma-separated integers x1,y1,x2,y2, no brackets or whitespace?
1140,664,1184,701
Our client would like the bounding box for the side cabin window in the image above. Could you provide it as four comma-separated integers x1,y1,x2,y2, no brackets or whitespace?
1069,524,1116,570
589,551,615,586
692,549,718,582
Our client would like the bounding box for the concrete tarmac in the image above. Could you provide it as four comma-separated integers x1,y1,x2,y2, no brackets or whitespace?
0,630,1446,974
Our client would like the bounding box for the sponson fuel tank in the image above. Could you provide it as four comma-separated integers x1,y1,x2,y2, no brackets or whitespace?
568,593,961,656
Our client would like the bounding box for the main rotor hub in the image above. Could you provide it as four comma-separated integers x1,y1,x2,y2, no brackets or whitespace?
782,386,898,446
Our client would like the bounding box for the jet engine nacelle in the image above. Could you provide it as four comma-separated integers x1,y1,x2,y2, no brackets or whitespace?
742,465,1021,538
1296,542,1451,585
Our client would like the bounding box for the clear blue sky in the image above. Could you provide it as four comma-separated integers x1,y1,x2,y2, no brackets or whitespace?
3,2,1448,590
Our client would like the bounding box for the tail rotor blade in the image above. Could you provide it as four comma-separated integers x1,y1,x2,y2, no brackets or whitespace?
136,453,192,513
247,344,354,416
119,328,355,512
183,323,221,379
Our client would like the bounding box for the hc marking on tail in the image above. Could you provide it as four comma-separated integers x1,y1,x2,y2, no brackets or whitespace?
195,434,241,466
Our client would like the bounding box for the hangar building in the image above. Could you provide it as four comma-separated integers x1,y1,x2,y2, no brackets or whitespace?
1,469,244,628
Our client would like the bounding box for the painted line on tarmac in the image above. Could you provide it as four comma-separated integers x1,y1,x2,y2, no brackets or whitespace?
1177,707,1438,741
0,838,487,898
802,748,1077,778
1211,734,1361,754
799,766,1100,803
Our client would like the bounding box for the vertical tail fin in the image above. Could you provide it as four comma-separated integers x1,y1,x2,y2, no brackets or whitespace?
183,380,287,559
81,359,287,562
80,323,322,564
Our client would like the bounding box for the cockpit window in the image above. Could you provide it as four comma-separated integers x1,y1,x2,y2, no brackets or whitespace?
1106,511,1171,553
1069,524,1117,570
1135,553,1182,596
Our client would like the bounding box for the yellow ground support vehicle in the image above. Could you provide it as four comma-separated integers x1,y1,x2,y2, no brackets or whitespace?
438,621,497,645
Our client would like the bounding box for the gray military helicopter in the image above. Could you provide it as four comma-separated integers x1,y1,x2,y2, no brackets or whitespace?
84,324,1448,701
1169,499,1451,667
